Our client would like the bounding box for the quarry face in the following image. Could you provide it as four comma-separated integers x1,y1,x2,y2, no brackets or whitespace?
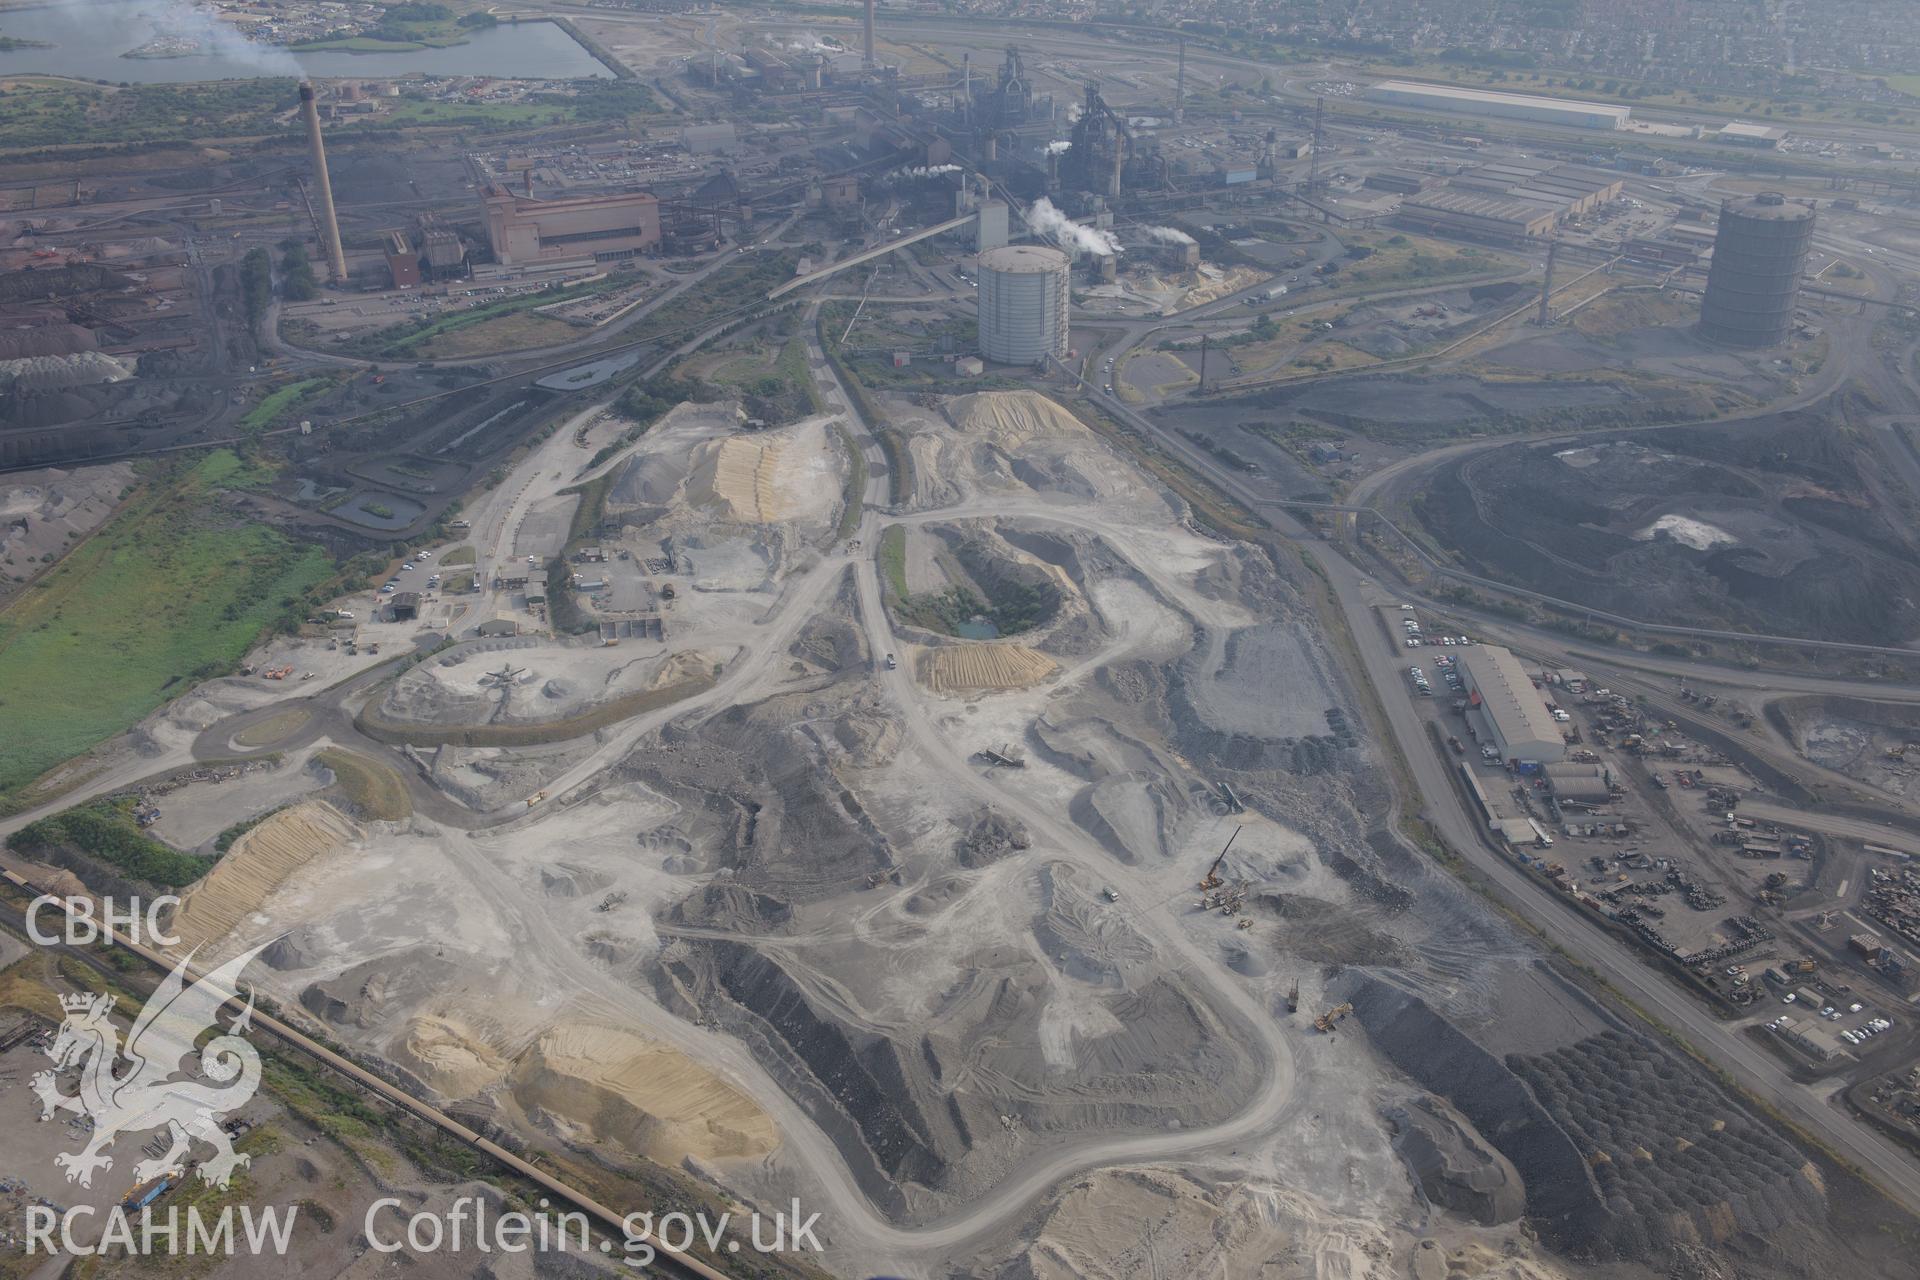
151,389,1891,1279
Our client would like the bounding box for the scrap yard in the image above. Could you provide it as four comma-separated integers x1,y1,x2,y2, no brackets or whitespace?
6,2,1920,1279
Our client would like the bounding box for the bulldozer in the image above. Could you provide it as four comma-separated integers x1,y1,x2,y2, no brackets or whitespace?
1313,1002,1353,1034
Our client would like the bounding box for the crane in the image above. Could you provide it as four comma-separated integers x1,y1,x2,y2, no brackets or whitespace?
1199,827,1241,891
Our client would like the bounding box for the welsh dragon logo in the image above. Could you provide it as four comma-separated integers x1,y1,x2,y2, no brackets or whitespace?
32,943,271,1191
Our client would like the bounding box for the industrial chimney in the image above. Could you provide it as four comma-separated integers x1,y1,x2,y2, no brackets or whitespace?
299,83,348,284
863,0,875,68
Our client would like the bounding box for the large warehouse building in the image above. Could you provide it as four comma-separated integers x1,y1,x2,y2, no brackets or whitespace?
1395,190,1559,242
1459,645,1566,764
1395,161,1622,243
1450,161,1624,214
481,187,661,266
1369,80,1631,131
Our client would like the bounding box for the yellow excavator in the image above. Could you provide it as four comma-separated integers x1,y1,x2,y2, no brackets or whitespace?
1313,1002,1353,1034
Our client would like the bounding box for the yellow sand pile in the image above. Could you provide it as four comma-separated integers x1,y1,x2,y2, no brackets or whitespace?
1174,264,1269,311
650,649,718,690
948,391,1090,450
510,1023,778,1162
397,1014,511,1098
919,643,1056,693
169,801,358,954
703,435,781,521
688,419,834,524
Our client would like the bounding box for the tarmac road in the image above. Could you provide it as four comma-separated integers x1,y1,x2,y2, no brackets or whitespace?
1737,802,1920,856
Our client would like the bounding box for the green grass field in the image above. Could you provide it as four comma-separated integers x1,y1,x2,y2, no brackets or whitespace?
878,525,909,599
332,278,616,358
0,451,333,794
834,424,866,541
242,377,330,432
0,78,298,151
366,100,569,131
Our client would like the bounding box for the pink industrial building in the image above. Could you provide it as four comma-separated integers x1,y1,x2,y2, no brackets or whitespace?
481,187,662,265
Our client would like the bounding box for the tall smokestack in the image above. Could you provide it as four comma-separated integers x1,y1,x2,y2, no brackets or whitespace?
863,0,875,68
299,83,348,284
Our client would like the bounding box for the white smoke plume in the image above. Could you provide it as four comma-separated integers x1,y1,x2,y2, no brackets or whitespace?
1140,225,1196,246
1044,140,1073,155
895,164,962,179
1066,102,1084,122
1025,198,1121,257
120,0,304,76
780,31,838,53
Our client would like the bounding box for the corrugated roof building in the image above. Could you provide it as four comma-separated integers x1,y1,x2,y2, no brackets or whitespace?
1458,645,1565,763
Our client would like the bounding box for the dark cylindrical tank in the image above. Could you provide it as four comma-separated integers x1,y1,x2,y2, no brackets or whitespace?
1697,192,1815,348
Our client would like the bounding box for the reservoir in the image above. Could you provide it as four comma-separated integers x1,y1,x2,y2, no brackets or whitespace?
0,1,610,82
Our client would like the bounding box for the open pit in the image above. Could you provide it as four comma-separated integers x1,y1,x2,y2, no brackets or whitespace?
1767,694,1920,798
113,372,1912,1280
